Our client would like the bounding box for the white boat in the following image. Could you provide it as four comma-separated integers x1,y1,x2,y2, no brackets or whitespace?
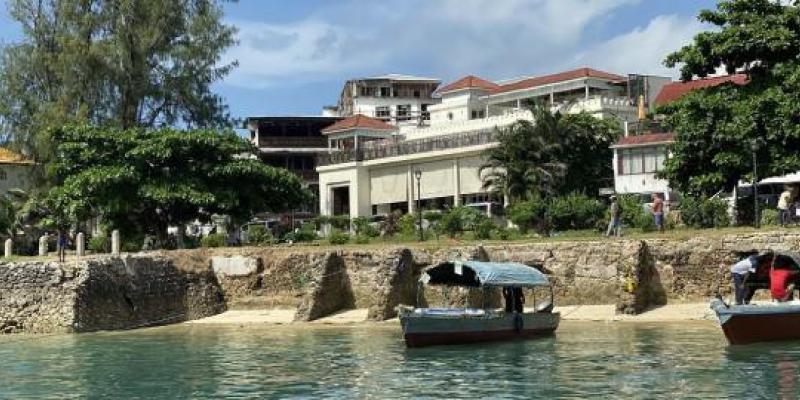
399,260,560,348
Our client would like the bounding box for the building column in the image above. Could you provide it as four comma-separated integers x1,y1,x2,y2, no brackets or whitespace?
453,159,461,207
516,99,522,110
585,82,590,100
485,104,490,117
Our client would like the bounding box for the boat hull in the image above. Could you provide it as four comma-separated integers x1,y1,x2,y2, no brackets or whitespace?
400,309,560,348
711,299,800,345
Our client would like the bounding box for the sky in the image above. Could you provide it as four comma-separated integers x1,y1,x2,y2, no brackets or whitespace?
0,0,719,122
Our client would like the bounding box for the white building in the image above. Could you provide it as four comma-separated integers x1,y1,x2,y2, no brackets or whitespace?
318,68,667,219
325,74,441,127
610,129,675,202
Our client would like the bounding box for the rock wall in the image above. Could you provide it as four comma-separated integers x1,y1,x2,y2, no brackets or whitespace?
0,255,224,334
6,231,800,333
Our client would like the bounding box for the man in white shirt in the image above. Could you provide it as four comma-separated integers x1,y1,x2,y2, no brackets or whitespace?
730,252,758,305
778,187,793,226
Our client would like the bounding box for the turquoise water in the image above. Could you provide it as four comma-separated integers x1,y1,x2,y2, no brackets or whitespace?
0,321,799,399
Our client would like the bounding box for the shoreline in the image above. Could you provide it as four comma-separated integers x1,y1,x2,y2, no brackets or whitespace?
187,302,718,326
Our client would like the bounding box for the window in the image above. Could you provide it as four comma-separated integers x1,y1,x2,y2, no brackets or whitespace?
619,146,667,175
470,110,486,119
380,87,391,97
413,90,420,98
375,106,391,118
397,104,411,120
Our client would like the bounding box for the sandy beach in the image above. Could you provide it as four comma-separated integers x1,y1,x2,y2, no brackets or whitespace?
187,302,717,326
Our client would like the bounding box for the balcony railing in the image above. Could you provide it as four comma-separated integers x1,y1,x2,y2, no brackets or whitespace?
258,136,328,149
318,129,497,166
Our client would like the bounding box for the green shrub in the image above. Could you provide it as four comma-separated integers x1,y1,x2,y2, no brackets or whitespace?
548,193,606,231
474,219,495,240
247,225,274,245
288,222,318,243
201,233,226,248
352,217,380,238
328,229,350,245
680,196,730,228
634,211,655,232
507,198,548,234
617,194,645,227
438,209,464,238
398,214,417,237
88,235,109,253
761,208,780,226
330,215,351,230
382,211,401,236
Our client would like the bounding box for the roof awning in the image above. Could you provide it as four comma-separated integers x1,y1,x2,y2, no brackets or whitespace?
421,260,550,288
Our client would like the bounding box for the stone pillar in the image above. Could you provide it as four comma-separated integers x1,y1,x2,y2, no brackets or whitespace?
76,232,85,257
407,165,415,214
111,230,120,256
4,238,12,258
38,235,48,257
176,227,185,249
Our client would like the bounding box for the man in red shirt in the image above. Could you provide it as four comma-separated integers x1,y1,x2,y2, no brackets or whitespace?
770,267,798,302
652,193,665,233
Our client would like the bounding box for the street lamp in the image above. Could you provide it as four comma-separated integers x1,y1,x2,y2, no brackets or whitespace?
751,139,760,228
414,169,423,241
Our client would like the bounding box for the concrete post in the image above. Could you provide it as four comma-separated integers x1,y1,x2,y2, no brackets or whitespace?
4,238,12,258
76,232,85,257
453,159,461,207
176,227,185,249
38,235,48,257
111,230,120,256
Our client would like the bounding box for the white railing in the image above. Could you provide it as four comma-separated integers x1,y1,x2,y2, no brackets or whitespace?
403,109,533,140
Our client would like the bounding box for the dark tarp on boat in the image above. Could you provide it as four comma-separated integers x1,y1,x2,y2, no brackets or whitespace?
421,261,550,288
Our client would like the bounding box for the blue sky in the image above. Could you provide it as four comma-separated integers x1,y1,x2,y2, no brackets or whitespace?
0,0,718,121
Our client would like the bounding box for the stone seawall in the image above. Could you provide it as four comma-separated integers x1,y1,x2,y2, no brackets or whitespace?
0,255,224,334
3,231,800,333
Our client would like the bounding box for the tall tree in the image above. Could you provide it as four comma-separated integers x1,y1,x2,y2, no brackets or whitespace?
0,0,238,159
480,104,621,203
32,125,309,242
661,0,800,196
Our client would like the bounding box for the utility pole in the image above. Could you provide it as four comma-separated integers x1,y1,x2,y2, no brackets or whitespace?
752,140,760,228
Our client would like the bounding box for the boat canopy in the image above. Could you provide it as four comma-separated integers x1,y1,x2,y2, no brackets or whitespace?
753,251,800,271
421,260,550,288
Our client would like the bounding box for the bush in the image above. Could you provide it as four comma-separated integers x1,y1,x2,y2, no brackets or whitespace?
548,193,606,231
680,196,730,228
634,211,655,232
247,225,274,246
88,235,109,253
474,219,495,240
288,222,318,243
201,233,226,248
382,211,401,236
352,217,379,238
398,214,417,237
761,208,780,226
328,229,350,245
330,215,351,230
507,198,549,234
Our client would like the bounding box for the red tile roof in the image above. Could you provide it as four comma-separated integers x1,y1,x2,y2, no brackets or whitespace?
613,133,676,148
437,75,500,94
321,114,397,134
654,74,748,106
491,68,626,95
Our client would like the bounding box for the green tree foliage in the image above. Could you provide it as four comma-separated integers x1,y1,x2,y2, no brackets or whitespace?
548,193,606,231
0,0,237,159
679,196,730,229
35,125,308,240
661,0,800,195
481,104,621,202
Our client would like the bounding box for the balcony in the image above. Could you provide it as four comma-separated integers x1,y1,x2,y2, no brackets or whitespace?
318,129,497,167
258,136,328,149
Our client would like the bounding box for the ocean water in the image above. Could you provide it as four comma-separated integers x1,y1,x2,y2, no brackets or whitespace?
0,321,798,399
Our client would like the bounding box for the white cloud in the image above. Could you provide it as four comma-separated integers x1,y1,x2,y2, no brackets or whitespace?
221,0,702,88
571,14,705,77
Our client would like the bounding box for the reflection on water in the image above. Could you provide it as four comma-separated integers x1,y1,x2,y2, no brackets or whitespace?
0,321,799,399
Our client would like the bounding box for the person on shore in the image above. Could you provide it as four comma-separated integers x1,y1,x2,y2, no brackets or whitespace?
778,186,794,226
652,193,665,233
57,230,68,262
606,196,622,237
729,252,758,305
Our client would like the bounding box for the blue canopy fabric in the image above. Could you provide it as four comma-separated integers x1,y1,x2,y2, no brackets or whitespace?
421,260,550,288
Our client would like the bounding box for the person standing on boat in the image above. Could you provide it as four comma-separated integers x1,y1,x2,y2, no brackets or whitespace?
770,263,798,302
730,253,757,305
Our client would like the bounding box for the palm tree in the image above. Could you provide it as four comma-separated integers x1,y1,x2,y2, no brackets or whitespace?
480,103,569,202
